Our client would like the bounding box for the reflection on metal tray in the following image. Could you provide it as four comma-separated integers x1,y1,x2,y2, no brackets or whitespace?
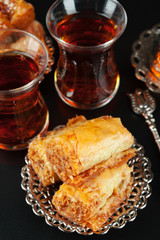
21,140,153,235
131,23,160,92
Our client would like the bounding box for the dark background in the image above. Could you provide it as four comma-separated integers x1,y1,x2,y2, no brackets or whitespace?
0,0,160,239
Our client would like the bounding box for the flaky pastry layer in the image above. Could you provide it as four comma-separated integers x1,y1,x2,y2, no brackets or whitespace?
52,163,133,229
67,148,136,186
0,0,35,30
28,115,87,186
28,131,59,186
0,1,45,42
46,116,134,182
85,175,133,231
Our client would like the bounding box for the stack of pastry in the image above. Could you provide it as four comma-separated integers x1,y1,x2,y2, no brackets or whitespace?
0,0,45,41
28,115,136,231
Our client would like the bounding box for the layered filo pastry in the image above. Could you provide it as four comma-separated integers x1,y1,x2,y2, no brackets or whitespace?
46,115,135,184
27,115,136,231
27,115,87,186
52,163,133,231
0,0,46,43
28,131,59,187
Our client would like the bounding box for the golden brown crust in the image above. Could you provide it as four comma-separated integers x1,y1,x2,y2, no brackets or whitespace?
0,1,45,41
28,131,59,187
28,115,87,186
27,114,134,231
66,148,136,186
85,178,133,231
52,163,133,228
66,115,87,127
0,0,35,29
0,10,12,28
46,116,135,182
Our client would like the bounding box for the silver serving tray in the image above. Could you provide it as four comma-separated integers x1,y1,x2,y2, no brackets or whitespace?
131,23,160,92
21,141,153,235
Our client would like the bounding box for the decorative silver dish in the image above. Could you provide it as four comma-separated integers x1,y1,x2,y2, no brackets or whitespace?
21,141,153,235
131,23,160,92
44,36,54,74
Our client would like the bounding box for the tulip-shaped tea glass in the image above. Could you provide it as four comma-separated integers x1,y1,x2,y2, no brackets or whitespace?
0,29,49,150
46,0,127,109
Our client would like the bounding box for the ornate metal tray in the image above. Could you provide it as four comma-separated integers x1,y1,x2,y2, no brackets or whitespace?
21,141,153,235
44,36,54,74
131,23,160,92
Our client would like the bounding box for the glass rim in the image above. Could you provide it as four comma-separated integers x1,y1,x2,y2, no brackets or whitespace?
0,28,49,95
46,0,127,51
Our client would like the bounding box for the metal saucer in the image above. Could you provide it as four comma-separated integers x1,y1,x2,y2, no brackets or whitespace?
131,23,160,92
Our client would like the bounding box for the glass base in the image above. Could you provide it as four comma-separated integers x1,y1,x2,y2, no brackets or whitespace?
55,76,120,110
0,112,49,151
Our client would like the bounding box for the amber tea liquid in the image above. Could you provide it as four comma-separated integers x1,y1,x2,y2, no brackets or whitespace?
54,12,119,108
0,51,49,150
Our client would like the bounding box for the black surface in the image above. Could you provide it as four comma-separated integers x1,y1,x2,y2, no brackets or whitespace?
1,0,160,239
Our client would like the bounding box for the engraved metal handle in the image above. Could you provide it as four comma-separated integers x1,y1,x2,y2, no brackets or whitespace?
142,112,160,151
127,88,160,151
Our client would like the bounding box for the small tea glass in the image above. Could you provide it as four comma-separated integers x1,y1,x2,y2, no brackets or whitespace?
0,29,49,151
46,0,127,109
